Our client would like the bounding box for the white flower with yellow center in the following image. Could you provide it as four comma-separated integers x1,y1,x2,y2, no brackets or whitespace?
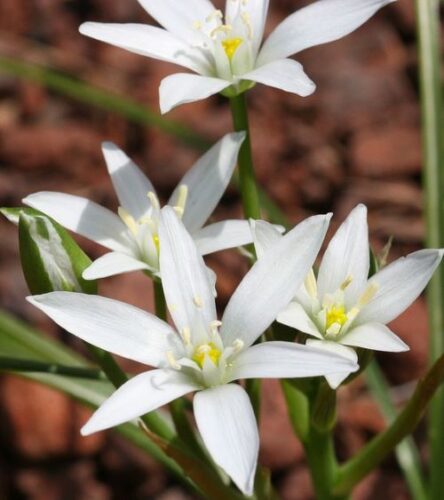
251,205,444,389
28,207,358,495
79,0,395,113
23,133,253,280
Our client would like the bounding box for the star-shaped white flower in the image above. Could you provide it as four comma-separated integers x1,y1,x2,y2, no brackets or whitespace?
28,206,358,495
23,133,253,280
251,205,444,389
79,0,395,113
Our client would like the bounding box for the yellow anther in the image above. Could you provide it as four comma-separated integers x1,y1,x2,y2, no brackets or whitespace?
181,327,191,345
232,339,244,353
153,234,160,252
192,342,222,368
211,24,232,38
326,305,347,331
173,206,184,218
340,275,353,291
166,351,181,370
193,296,203,308
206,9,223,22
222,37,243,60
304,268,318,300
326,322,342,336
147,191,160,211
193,20,202,30
209,320,222,334
358,282,379,307
118,207,138,236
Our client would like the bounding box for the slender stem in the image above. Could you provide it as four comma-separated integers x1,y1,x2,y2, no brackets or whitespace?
334,354,444,496
366,362,427,500
229,93,261,220
415,2,444,498
0,356,106,380
304,426,342,500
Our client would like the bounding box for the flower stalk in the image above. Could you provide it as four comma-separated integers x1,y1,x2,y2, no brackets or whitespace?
415,1,444,498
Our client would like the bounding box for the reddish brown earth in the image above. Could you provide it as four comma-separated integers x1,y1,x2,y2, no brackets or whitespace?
0,0,435,498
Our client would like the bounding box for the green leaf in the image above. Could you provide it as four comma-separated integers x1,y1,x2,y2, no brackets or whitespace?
17,210,96,295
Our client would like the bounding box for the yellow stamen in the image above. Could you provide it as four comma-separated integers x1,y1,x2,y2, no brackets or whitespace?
192,343,222,368
153,234,160,252
326,305,347,331
118,207,138,236
358,283,379,307
193,296,203,308
166,351,181,370
147,191,160,211
222,37,243,60
340,275,353,291
304,268,318,300
181,327,191,345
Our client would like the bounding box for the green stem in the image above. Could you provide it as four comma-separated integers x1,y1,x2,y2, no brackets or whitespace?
365,362,427,500
304,426,342,500
0,355,106,380
334,354,444,496
229,93,261,220
415,2,444,498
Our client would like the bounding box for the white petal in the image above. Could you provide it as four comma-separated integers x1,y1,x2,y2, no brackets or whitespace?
159,207,217,338
169,132,245,233
250,219,284,258
102,142,155,220
225,0,270,55
317,204,369,305
229,341,358,380
159,73,229,114
79,23,210,74
277,301,323,339
193,220,253,255
242,59,316,97
138,0,215,43
306,339,358,389
82,369,198,435
358,249,444,325
222,214,331,347
258,0,395,65
341,323,409,352
83,252,150,280
27,292,181,367
23,192,131,253
194,384,258,496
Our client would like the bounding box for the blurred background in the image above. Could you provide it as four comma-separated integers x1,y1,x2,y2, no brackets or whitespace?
0,0,434,498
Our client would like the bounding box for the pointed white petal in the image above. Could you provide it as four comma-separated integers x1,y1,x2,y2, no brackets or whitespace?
194,384,258,496
27,292,181,367
225,0,270,55
102,142,155,220
258,0,395,65
250,219,284,258
243,59,316,97
169,132,245,233
229,341,358,380
23,192,131,253
138,0,215,43
317,204,369,305
358,249,444,325
79,23,210,74
222,214,331,347
82,369,198,435
341,323,409,352
193,220,253,255
277,301,323,339
82,252,150,280
159,207,217,336
160,73,229,114
306,339,358,389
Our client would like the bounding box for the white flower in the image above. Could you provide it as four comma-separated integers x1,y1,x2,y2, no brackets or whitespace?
79,0,395,113
28,206,358,495
23,133,253,280
251,205,444,389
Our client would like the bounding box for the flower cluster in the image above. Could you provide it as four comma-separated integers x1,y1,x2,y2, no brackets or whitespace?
5,0,442,497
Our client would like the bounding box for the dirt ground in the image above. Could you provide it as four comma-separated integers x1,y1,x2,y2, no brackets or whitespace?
0,0,435,498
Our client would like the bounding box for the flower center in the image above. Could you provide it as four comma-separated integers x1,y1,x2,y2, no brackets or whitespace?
222,37,243,60
326,305,347,331
192,342,222,368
